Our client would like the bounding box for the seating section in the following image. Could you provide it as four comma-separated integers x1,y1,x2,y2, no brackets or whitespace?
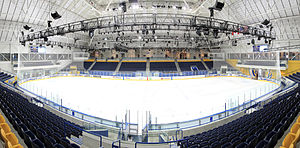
286,72,300,83
178,84,300,148
150,62,177,71
280,115,300,148
178,62,206,71
178,61,213,71
0,113,23,148
0,72,14,82
84,62,118,71
0,85,82,148
119,62,146,71
205,61,213,69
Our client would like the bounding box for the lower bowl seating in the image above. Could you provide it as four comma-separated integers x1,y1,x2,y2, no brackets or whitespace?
0,85,82,148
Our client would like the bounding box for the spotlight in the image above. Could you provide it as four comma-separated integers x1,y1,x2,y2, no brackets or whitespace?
232,40,237,46
23,25,31,30
251,39,255,44
209,8,214,17
270,26,274,32
89,30,94,38
213,29,219,38
51,11,62,20
203,28,210,35
261,19,270,25
119,2,127,13
47,21,52,28
196,28,202,36
74,38,79,43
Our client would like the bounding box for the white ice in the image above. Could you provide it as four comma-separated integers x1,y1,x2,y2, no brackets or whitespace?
20,76,278,130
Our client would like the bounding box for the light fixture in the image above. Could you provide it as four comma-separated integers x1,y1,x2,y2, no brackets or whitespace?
51,11,62,20
119,2,127,12
261,19,270,25
23,25,31,30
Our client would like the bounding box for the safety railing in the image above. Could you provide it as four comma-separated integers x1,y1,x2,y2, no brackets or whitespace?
134,139,189,148
63,121,103,147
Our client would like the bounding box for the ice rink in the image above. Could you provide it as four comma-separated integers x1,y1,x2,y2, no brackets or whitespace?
20,76,278,128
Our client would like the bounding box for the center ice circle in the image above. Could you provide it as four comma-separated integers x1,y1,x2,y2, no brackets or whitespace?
20,76,277,125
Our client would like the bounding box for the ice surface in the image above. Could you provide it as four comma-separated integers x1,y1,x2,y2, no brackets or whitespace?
20,76,278,129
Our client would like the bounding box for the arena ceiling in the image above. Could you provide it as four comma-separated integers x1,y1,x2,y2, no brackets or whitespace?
0,0,299,48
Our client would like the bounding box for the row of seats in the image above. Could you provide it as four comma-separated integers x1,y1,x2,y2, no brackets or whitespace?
178,61,213,71
286,72,300,84
280,73,300,148
280,116,300,148
84,62,119,71
0,113,23,148
0,85,82,148
119,62,146,71
178,82,300,148
150,62,177,71
84,61,215,72
0,72,14,82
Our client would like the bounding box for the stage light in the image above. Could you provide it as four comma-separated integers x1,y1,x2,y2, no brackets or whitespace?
119,2,127,12
89,30,94,38
213,29,219,38
262,19,270,25
196,28,202,36
51,11,62,20
47,21,52,28
203,28,210,35
23,25,31,30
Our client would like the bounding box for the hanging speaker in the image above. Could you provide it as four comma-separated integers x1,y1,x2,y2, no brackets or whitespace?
214,1,225,11
51,11,62,20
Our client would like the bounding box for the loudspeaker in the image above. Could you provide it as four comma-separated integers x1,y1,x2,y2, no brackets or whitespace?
215,2,224,11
